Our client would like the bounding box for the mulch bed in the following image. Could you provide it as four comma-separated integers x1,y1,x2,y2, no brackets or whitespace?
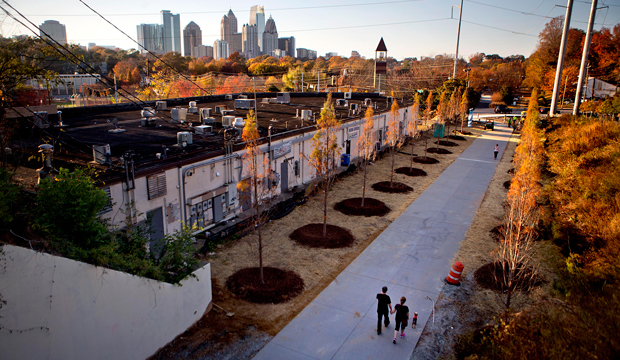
226,267,305,304
490,225,503,241
507,168,515,174
395,167,427,177
457,131,473,135
474,262,543,293
289,223,355,248
503,180,511,190
448,135,467,141
427,148,453,154
413,156,439,164
435,140,460,147
371,181,413,193
334,197,391,217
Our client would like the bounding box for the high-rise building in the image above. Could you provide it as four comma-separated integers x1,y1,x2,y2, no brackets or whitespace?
214,40,229,60
39,20,67,45
193,45,213,59
262,16,278,57
297,48,317,60
278,37,295,59
183,21,202,57
221,9,242,53
242,24,259,59
325,52,338,59
161,10,181,54
137,23,164,54
249,5,265,53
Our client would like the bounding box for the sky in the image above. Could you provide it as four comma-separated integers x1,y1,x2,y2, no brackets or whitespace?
2,0,620,61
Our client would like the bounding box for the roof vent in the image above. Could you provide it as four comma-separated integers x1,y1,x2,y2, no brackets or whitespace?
93,144,111,164
177,132,193,147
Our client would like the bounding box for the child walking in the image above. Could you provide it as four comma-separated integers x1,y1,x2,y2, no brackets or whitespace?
390,297,409,344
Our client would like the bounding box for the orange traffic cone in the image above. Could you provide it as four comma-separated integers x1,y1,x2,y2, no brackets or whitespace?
445,261,464,286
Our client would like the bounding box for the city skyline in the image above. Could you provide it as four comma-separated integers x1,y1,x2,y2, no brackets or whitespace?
6,0,620,60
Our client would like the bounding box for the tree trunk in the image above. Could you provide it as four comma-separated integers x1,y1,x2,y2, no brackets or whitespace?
410,141,414,171
323,185,328,237
361,161,367,208
390,147,395,187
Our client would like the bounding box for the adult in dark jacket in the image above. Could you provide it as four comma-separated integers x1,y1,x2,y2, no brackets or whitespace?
376,286,392,335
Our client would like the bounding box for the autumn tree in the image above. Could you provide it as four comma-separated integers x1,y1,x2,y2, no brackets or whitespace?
435,90,449,150
308,94,341,236
357,106,376,207
460,87,469,132
237,110,274,284
386,100,404,186
407,101,420,171
424,92,434,126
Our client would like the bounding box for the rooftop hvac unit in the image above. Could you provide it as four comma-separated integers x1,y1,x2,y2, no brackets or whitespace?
277,92,291,104
189,101,197,107
214,105,227,114
92,144,111,164
171,108,187,122
141,118,156,127
177,131,193,146
233,117,245,132
194,125,212,134
268,98,278,104
301,110,312,120
222,109,235,116
222,115,235,127
200,108,212,119
261,98,269,104
202,117,215,125
350,103,359,111
156,101,167,110
238,94,248,99
336,99,348,106
225,94,233,100
33,111,49,128
235,99,255,110
344,91,352,100
188,101,198,114
364,98,372,106
141,107,156,118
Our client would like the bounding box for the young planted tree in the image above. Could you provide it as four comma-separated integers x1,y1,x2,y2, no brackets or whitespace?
496,88,544,309
357,106,376,207
424,92,434,126
435,90,448,150
407,101,421,171
447,87,462,137
460,87,469,132
309,94,341,236
237,110,274,284
386,100,405,186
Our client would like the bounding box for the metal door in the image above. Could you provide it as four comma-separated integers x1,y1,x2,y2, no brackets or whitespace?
281,161,288,193
213,195,223,223
146,207,165,256
345,140,351,155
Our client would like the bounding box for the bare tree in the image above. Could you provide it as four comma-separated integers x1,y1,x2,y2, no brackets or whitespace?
435,90,448,150
460,87,469,133
308,94,341,236
407,101,421,171
386,100,405,186
357,106,376,207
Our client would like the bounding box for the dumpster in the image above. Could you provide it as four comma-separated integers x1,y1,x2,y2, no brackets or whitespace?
341,154,350,166
485,121,494,130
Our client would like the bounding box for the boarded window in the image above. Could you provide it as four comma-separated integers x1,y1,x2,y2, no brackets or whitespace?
147,173,167,199
98,187,113,215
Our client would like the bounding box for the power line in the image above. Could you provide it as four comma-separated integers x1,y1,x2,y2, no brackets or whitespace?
22,0,423,17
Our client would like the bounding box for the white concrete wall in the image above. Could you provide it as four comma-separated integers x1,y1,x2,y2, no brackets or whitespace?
0,244,212,360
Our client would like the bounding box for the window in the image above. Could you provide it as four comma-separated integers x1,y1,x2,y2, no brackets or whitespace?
147,173,167,199
98,187,113,215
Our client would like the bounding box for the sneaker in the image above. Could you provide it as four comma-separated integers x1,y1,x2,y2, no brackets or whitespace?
385,320,390,327
400,333,405,338
393,339,396,344
377,331,381,335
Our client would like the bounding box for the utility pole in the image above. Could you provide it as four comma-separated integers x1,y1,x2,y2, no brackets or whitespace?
453,0,464,79
550,0,574,116
573,0,598,115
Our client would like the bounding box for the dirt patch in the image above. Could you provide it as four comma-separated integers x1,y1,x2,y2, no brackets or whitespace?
371,181,413,193
490,225,503,241
334,197,391,217
413,156,439,164
458,131,473,136
474,262,543,293
153,125,485,360
503,180,511,189
289,224,355,249
395,167,427,177
448,135,467,141
435,140,460,147
427,148,452,155
227,267,305,304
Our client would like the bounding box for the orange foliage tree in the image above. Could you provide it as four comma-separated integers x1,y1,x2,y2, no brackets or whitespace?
407,100,420,171
386,100,404,186
357,106,376,207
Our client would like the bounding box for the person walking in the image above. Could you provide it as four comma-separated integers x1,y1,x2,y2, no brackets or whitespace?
391,296,409,344
376,286,392,335
494,144,499,160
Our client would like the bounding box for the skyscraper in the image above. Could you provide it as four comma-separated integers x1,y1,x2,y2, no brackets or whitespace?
183,21,202,57
278,37,295,59
221,9,242,53
249,5,265,53
39,20,67,45
242,24,259,59
262,16,278,57
214,40,229,60
137,24,164,54
161,10,181,54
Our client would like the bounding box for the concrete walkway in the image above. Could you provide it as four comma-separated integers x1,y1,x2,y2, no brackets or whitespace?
253,124,513,360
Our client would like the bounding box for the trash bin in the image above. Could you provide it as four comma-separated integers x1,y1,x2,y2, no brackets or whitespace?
341,154,350,166
485,121,495,130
